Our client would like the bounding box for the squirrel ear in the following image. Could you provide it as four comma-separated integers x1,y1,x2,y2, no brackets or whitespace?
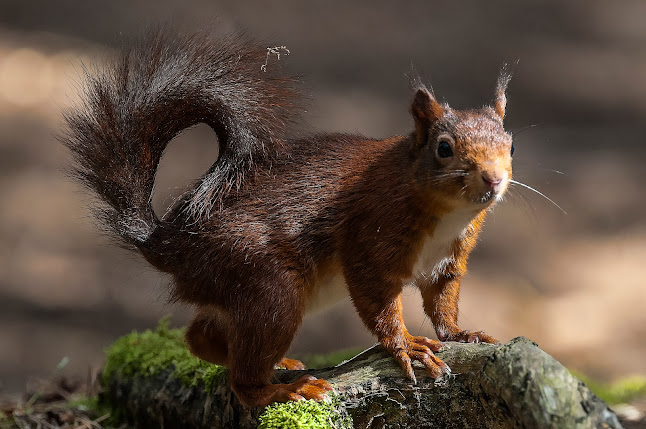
411,86,443,148
411,87,444,123
494,64,513,120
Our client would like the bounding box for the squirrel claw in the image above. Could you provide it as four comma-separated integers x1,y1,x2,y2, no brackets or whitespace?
389,333,448,381
438,360,451,375
408,335,442,352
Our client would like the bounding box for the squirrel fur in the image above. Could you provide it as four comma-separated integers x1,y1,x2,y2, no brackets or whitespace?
62,28,514,407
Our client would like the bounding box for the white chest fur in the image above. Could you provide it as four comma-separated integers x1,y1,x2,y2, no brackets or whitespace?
306,208,479,314
409,208,478,286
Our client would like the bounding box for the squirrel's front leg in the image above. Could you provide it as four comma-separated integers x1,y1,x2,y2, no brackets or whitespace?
347,278,449,383
419,273,498,344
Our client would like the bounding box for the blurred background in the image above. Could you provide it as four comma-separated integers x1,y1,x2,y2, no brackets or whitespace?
0,0,645,394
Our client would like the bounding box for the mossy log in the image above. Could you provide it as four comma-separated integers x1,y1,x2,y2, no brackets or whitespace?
101,326,622,428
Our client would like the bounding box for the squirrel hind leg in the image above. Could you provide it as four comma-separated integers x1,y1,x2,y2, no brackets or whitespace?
185,308,308,371
225,270,333,406
185,308,230,365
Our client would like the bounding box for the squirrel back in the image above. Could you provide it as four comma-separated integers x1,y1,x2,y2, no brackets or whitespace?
62,29,302,255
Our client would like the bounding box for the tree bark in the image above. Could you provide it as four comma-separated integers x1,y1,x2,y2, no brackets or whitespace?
101,336,623,428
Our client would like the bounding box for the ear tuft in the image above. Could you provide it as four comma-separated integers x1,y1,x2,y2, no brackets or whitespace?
411,86,444,123
410,85,443,150
494,63,513,120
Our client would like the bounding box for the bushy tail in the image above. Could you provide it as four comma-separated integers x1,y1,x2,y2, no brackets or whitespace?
62,28,302,250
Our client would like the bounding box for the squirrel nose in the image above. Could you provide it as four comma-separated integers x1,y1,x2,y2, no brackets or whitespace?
481,172,503,190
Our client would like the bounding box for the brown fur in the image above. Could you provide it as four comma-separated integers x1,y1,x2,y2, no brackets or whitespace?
62,29,514,407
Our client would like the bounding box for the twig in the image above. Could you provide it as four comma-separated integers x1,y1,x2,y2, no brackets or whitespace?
260,46,290,72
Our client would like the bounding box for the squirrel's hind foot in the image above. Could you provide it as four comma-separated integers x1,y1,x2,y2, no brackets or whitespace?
233,375,333,407
275,357,306,370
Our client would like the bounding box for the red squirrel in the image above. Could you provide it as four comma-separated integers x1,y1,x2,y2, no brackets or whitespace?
62,29,513,407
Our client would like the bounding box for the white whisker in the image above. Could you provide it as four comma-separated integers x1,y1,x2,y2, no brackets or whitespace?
507,187,539,223
511,122,543,136
428,170,469,185
509,179,567,215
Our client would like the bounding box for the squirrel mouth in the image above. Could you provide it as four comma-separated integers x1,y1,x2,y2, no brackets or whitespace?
474,190,497,204
471,179,508,205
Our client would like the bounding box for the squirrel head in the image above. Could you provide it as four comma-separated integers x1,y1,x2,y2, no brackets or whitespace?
410,70,513,210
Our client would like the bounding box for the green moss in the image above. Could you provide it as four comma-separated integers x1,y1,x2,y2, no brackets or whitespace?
103,317,226,391
571,370,646,405
104,319,357,428
258,395,352,429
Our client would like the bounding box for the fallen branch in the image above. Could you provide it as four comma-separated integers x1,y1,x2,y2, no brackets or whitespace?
100,326,622,428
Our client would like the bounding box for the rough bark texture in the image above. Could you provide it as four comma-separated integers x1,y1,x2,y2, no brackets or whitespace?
101,336,623,428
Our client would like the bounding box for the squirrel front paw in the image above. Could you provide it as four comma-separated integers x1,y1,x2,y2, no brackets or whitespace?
438,330,499,344
383,333,450,384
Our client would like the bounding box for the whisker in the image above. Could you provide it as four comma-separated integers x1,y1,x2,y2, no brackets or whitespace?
428,171,469,185
509,179,567,215
533,165,566,176
433,173,468,178
433,171,468,176
510,122,543,136
507,187,539,223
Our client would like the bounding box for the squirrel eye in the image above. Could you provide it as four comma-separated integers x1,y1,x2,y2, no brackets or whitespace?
510,144,515,156
437,140,453,158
